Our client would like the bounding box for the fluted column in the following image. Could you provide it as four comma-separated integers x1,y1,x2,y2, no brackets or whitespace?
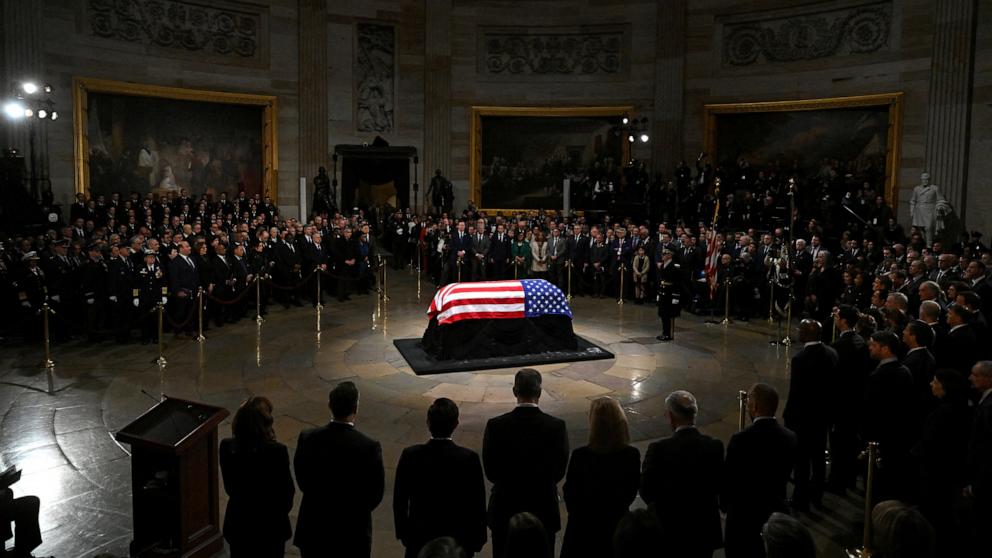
924,0,978,215
298,0,329,212
423,0,452,208
1,0,44,179
652,0,686,175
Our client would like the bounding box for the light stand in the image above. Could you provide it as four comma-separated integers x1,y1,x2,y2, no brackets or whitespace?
3,81,57,202
412,155,419,214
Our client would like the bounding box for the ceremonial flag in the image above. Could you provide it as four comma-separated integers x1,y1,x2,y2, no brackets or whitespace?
428,279,573,326
704,230,720,298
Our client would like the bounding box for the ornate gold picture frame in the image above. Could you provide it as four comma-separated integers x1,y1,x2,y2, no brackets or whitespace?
73,77,278,200
470,105,634,213
703,93,903,207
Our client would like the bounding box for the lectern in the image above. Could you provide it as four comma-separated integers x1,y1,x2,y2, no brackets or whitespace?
115,396,230,558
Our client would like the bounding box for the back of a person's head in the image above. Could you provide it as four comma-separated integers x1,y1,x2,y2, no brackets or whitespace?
748,382,779,417
588,396,630,452
329,381,360,420
513,368,543,401
871,500,935,558
505,512,549,558
417,536,467,558
427,397,459,438
232,396,275,445
762,512,816,558
613,509,664,558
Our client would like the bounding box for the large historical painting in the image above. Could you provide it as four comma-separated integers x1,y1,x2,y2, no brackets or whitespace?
73,78,278,199
471,107,631,211
704,93,902,204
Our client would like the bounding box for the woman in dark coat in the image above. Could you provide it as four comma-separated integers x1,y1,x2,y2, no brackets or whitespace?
560,397,641,558
219,396,295,557
911,368,974,555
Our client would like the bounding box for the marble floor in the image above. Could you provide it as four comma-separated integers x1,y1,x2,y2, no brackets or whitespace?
0,272,863,558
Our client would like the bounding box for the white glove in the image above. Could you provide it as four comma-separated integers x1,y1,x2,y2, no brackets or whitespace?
161,297,168,305
86,298,95,305
50,295,61,303
133,299,140,308
109,295,118,302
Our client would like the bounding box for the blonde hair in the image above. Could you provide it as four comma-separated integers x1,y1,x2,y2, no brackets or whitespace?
588,397,630,452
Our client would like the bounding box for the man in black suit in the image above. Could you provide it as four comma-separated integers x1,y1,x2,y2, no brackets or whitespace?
640,390,724,558
274,230,303,307
828,305,873,493
565,224,588,296
722,383,797,558
488,224,511,280
865,331,918,502
168,240,199,336
783,319,838,510
447,220,473,284
482,369,568,558
902,320,937,423
966,361,992,556
394,398,486,558
294,381,385,558
940,304,979,375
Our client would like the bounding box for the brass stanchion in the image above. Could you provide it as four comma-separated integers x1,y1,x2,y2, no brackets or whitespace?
566,260,573,301
416,244,422,299
737,390,749,431
457,257,463,283
514,261,519,280
832,320,838,343
155,302,167,367
255,276,265,324
39,303,55,369
379,256,390,302
195,287,206,342
847,442,880,558
767,280,775,324
316,298,322,333
316,269,324,309
617,263,626,305
721,278,732,325
782,299,793,346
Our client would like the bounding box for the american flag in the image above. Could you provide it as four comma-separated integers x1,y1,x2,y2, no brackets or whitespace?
703,229,721,299
428,279,574,326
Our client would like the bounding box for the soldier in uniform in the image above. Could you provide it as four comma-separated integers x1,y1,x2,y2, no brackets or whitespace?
248,240,271,317
137,249,167,344
81,244,109,342
43,240,76,340
657,248,682,341
107,244,137,343
14,252,47,342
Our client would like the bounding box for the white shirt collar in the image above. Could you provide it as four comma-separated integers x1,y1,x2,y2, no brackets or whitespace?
675,424,696,433
981,388,992,405
950,324,968,333
804,341,822,347
752,416,776,423
879,356,898,366
516,402,539,408
907,346,928,354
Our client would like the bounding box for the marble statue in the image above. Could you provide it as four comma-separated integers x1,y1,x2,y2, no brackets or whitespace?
909,171,952,246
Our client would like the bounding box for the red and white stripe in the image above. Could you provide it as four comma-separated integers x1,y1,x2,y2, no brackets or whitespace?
428,280,525,325
703,230,720,298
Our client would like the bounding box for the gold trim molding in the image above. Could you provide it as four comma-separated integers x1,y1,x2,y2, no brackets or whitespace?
72,77,279,199
703,92,903,207
469,105,634,213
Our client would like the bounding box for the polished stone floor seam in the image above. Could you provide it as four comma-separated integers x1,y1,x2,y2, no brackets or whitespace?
0,274,862,557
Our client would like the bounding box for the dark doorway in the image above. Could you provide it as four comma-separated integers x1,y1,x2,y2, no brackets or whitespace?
336,142,416,213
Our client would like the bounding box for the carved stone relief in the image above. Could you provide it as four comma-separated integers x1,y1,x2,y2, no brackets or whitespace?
355,23,396,133
722,2,892,66
481,26,626,77
87,0,263,62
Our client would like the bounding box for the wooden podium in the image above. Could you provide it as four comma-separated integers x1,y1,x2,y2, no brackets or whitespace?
115,396,230,558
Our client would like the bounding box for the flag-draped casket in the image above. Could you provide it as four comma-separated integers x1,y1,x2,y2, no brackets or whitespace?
421,279,577,360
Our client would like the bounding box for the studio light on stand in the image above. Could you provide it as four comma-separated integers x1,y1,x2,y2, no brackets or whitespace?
3,80,58,201
612,115,650,145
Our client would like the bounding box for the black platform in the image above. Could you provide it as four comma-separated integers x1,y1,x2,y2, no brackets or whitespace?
394,336,614,375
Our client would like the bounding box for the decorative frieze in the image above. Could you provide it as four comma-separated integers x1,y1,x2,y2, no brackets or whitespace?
480,25,627,77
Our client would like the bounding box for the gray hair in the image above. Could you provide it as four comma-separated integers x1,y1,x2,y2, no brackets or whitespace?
762,512,815,558
887,292,909,310
919,300,941,322
974,361,992,379
665,390,698,421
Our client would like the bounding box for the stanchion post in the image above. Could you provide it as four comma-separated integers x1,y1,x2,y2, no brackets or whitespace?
316,269,323,309
380,256,390,302
195,287,206,342
768,280,775,324
617,263,626,305
457,257,462,283
566,260,573,301
782,299,793,346
847,442,879,558
737,390,749,431
40,303,55,369
316,297,322,333
722,278,732,325
255,276,265,324
832,320,838,343
155,302,167,367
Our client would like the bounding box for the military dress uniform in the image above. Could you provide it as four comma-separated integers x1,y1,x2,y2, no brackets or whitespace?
657,259,682,341
81,253,109,341
137,254,168,343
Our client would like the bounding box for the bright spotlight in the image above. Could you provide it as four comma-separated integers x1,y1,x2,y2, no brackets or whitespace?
24,108,33,117
622,117,629,125
44,84,53,93
37,109,47,119
50,111,58,120
4,102,26,119
627,135,635,143
22,82,38,94
640,133,649,143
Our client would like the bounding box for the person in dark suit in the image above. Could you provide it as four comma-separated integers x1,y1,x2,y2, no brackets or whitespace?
865,331,918,502
560,397,640,558
902,320,938,424
783,319,838,510
640,390,724,558
965,361,992,557
940,304,979,375
394,398,486,558
828,305,873,493
488,224,512,281
333,228,360,302
722,384,797,558
911,369,974,555
566,224,588,297
482,369,569,558
219,396,295,558
447,221,473,283
274,230,302,307
168,240,199,336
294,381,385,558
0,470,47,558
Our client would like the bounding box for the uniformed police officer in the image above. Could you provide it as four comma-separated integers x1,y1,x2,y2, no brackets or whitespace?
137,249,167,344
657,248,682,341
81,245,109,341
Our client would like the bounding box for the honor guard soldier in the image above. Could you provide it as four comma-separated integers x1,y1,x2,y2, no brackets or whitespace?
657,248,682,341
14,251,47,341
137,249,167,344
81,244,109,342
